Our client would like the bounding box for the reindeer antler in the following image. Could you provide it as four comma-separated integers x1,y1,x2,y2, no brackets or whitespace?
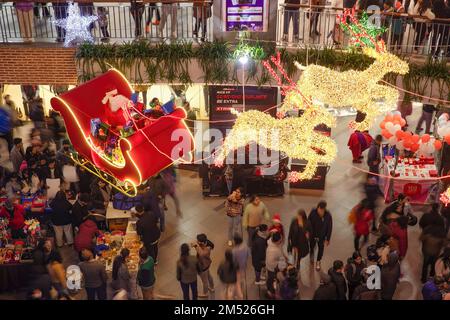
339,10,387,53
262,52,313,107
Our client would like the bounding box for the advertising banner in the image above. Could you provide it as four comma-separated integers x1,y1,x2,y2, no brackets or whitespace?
223,0,269,32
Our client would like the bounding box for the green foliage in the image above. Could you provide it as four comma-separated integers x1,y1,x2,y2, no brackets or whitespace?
76,41,449,102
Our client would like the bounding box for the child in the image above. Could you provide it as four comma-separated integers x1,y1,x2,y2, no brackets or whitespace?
269,213,285,241
97,7,110,42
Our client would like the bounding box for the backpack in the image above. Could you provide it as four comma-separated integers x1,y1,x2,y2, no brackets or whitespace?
0,108,11,135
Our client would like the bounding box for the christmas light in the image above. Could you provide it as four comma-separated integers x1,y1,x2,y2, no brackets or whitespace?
440,187,450,206
215,107,337,180
53,2,98,47
283,46,409,131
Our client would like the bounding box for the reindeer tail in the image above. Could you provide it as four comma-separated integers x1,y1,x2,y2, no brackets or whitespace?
294,61,306,71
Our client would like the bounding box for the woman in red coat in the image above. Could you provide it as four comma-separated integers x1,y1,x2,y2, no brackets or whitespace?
74,216,99,256
353,199,374,252
389,216,409,260
0,198,25,238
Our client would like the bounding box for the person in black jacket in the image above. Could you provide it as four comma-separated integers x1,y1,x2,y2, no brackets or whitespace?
364,176,384,231
328,260,347,300
416,104,437,134
38,158,63,186
313,272,337,300
49,190,73,248
308,201,333,271
251,224,268,285
71,193,90,229
381,251,401,299
345,252,367,300
76,166,94,194
136,205,161,263
142,185,163,232
419,203,445,231
288,209,311,270
90,179,111,214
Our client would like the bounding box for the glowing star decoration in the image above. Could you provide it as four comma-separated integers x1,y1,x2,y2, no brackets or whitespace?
53,2,97,47
215,107,337,181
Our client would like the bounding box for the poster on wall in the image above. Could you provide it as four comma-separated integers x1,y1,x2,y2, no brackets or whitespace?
209,86,277,129
222,0,269,32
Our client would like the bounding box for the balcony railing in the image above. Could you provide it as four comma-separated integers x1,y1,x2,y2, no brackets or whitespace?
277,5,450,58
0,2,213,43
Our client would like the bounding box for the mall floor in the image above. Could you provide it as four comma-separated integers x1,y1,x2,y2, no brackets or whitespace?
0,104,433,300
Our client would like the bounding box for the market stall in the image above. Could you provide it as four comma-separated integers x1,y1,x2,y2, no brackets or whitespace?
381,156,439,204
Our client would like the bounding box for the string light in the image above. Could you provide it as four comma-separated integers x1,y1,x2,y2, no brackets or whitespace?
440,188,450,206
53,2,98,47
215,107,337,180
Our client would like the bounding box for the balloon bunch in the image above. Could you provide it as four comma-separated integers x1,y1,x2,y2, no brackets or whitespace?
380,111,443,155
437,113,450,144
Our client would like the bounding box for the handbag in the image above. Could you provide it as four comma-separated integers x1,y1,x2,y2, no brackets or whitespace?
407,212,418,226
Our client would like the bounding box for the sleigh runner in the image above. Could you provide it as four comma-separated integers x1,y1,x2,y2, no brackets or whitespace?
51,69,194,196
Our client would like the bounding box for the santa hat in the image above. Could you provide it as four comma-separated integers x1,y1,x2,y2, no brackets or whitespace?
272,213,281,224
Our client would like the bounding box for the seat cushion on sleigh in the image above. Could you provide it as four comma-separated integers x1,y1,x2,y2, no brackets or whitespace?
50,69,194,186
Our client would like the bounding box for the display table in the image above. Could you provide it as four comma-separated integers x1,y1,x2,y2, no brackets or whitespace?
0,262,32,292
105,203,131,233
381,157,439,204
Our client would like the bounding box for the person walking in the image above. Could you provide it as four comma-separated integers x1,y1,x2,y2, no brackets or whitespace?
217,249,239,300
364,176,384,231
265,232,285,299
420,224,447,283
345,252,366,300
308,201,333,271
49,190,73,248
137,247,156,300
111,248,132,298
10,138,25,173
136,205,161,263
381,251,401,300
419,203,445,231
409,0,435,53
79,249,107,300
193,234,214,298
288,209,311,270
232,234,249,300
251,224,268,286
367,134,382,176
242,195,270,247
328,260,347,300
351,199,374,252
176,243,199,300
46,251,70,299
415,104,437,134
225,187,245,247
160,167,182,216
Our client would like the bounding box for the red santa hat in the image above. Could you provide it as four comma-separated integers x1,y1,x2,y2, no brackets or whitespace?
272,213,281,224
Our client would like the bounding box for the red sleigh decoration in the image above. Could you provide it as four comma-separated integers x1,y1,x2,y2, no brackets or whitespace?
51,69,194,196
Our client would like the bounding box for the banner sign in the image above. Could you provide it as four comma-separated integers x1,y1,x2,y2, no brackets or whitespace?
223,0,269,32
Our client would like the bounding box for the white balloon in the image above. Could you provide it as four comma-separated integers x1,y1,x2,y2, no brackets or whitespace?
388,136,397,146
385,122,394,133
392,111,401,116
438,127,446,137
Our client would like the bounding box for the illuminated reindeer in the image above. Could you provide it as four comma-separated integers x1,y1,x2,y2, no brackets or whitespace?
287,46,409,130
282,10,409,131
214,107,337,181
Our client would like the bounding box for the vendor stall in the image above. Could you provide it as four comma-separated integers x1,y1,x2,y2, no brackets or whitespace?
381,156,439,204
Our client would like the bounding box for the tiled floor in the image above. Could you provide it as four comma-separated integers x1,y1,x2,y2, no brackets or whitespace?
0,104,438,300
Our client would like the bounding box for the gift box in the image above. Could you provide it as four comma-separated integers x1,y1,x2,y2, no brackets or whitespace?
161,99,175,114
90,118,110,141
429,170,438,177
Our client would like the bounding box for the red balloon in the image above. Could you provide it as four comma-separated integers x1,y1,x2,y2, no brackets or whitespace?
393,120,400,126
382,129,393,139
434,140,443,150
393,114,402,121
380,121,386,129
445,135,450,145
400,119,406,127
412,134,420,144
395,130,404,140
385,114,394,122
411,143,420,152
421,134,430,143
